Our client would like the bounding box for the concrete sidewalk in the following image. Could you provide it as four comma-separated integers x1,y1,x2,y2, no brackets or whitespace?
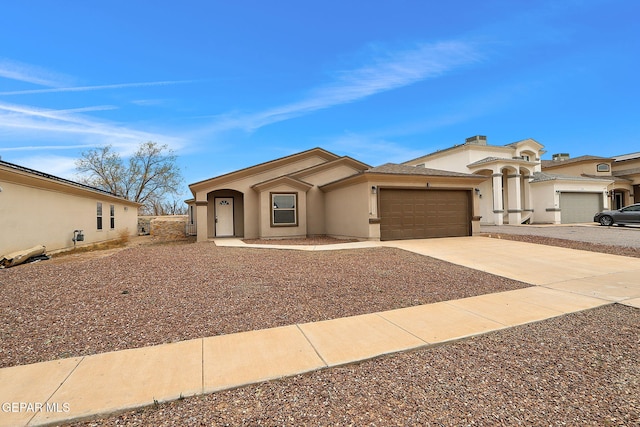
2,237,640,426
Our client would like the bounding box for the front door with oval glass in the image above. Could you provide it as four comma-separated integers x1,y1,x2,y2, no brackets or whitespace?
215,197,234,237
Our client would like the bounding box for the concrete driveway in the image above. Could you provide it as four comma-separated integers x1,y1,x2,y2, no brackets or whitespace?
387,236,640,305
217,235,640,305
480,223,640,248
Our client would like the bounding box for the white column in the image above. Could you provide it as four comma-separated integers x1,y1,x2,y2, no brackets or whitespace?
522,174,533,220
507,174,522,224
492,173,504,225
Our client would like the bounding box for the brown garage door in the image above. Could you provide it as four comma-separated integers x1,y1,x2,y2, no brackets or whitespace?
379,189,471,241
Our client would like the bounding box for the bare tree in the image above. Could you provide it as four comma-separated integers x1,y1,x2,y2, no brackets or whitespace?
147,198,188,216
76,142,184,214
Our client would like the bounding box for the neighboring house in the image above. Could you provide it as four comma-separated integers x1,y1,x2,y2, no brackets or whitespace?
404,136,545,225
0,159,140,256
403,136,640,225
539,154,617,222
540,152,640,219
187,148,486,241
612,152,640,206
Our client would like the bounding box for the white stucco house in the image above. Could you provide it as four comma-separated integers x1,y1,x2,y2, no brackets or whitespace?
404,136,616,225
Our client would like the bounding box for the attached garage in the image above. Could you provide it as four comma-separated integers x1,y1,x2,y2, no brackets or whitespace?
379,188,472,240
560,192,603,223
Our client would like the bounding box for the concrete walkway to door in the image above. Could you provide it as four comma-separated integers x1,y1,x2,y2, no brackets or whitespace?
1,237,639,426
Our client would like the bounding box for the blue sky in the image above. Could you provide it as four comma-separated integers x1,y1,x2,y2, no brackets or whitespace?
1,0,638,201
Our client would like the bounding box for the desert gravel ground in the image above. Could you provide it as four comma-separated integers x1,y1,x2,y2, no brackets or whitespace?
3,234,639,426
72,304,639,426
0,240,529,368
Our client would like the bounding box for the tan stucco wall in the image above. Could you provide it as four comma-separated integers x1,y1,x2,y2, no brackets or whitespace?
325,175,485,240
257,184,308,238
325,181,371,239
544,161,612,177
193,155,330,240
298,164,365,236
191,154,369,240
613,157,640,186
0,179,138,255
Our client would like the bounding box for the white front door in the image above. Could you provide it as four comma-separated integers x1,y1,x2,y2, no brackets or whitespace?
215,197,234,236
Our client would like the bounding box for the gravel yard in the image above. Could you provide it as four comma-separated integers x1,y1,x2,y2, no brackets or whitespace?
72,304,640,426
3,234,639,426
0,241,528,368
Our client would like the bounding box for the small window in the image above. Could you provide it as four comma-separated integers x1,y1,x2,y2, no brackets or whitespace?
110,205,115,229
597,163,610,172
271,193,297,226
521,155,530,162
97,202,103,230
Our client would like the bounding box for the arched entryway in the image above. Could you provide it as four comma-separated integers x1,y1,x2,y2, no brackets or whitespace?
206,189,244,238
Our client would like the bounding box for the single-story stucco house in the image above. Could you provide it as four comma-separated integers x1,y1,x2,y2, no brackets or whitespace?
0,159,140,256
187,148,486,241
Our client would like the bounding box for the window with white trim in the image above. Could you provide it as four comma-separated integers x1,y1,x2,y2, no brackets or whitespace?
110,204,115,229
97,202,103,230
271,193,297,226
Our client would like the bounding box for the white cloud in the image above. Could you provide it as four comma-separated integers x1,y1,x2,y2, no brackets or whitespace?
208,40,482,132
0,79,196,96
326,131,427,166
13,154,79,179
0,101,185,155
0,58,71,87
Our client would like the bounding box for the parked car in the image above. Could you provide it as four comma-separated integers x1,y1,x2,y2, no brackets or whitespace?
594,203,640,226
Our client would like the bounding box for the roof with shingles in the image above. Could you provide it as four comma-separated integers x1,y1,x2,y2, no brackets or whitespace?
613,167,640,176
541,155,611,169
366,163,484,178
467,156,537,167
531,171,614,183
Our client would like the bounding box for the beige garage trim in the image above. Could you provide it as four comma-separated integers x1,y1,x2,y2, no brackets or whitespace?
379,188,472,241
560,192,603,223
